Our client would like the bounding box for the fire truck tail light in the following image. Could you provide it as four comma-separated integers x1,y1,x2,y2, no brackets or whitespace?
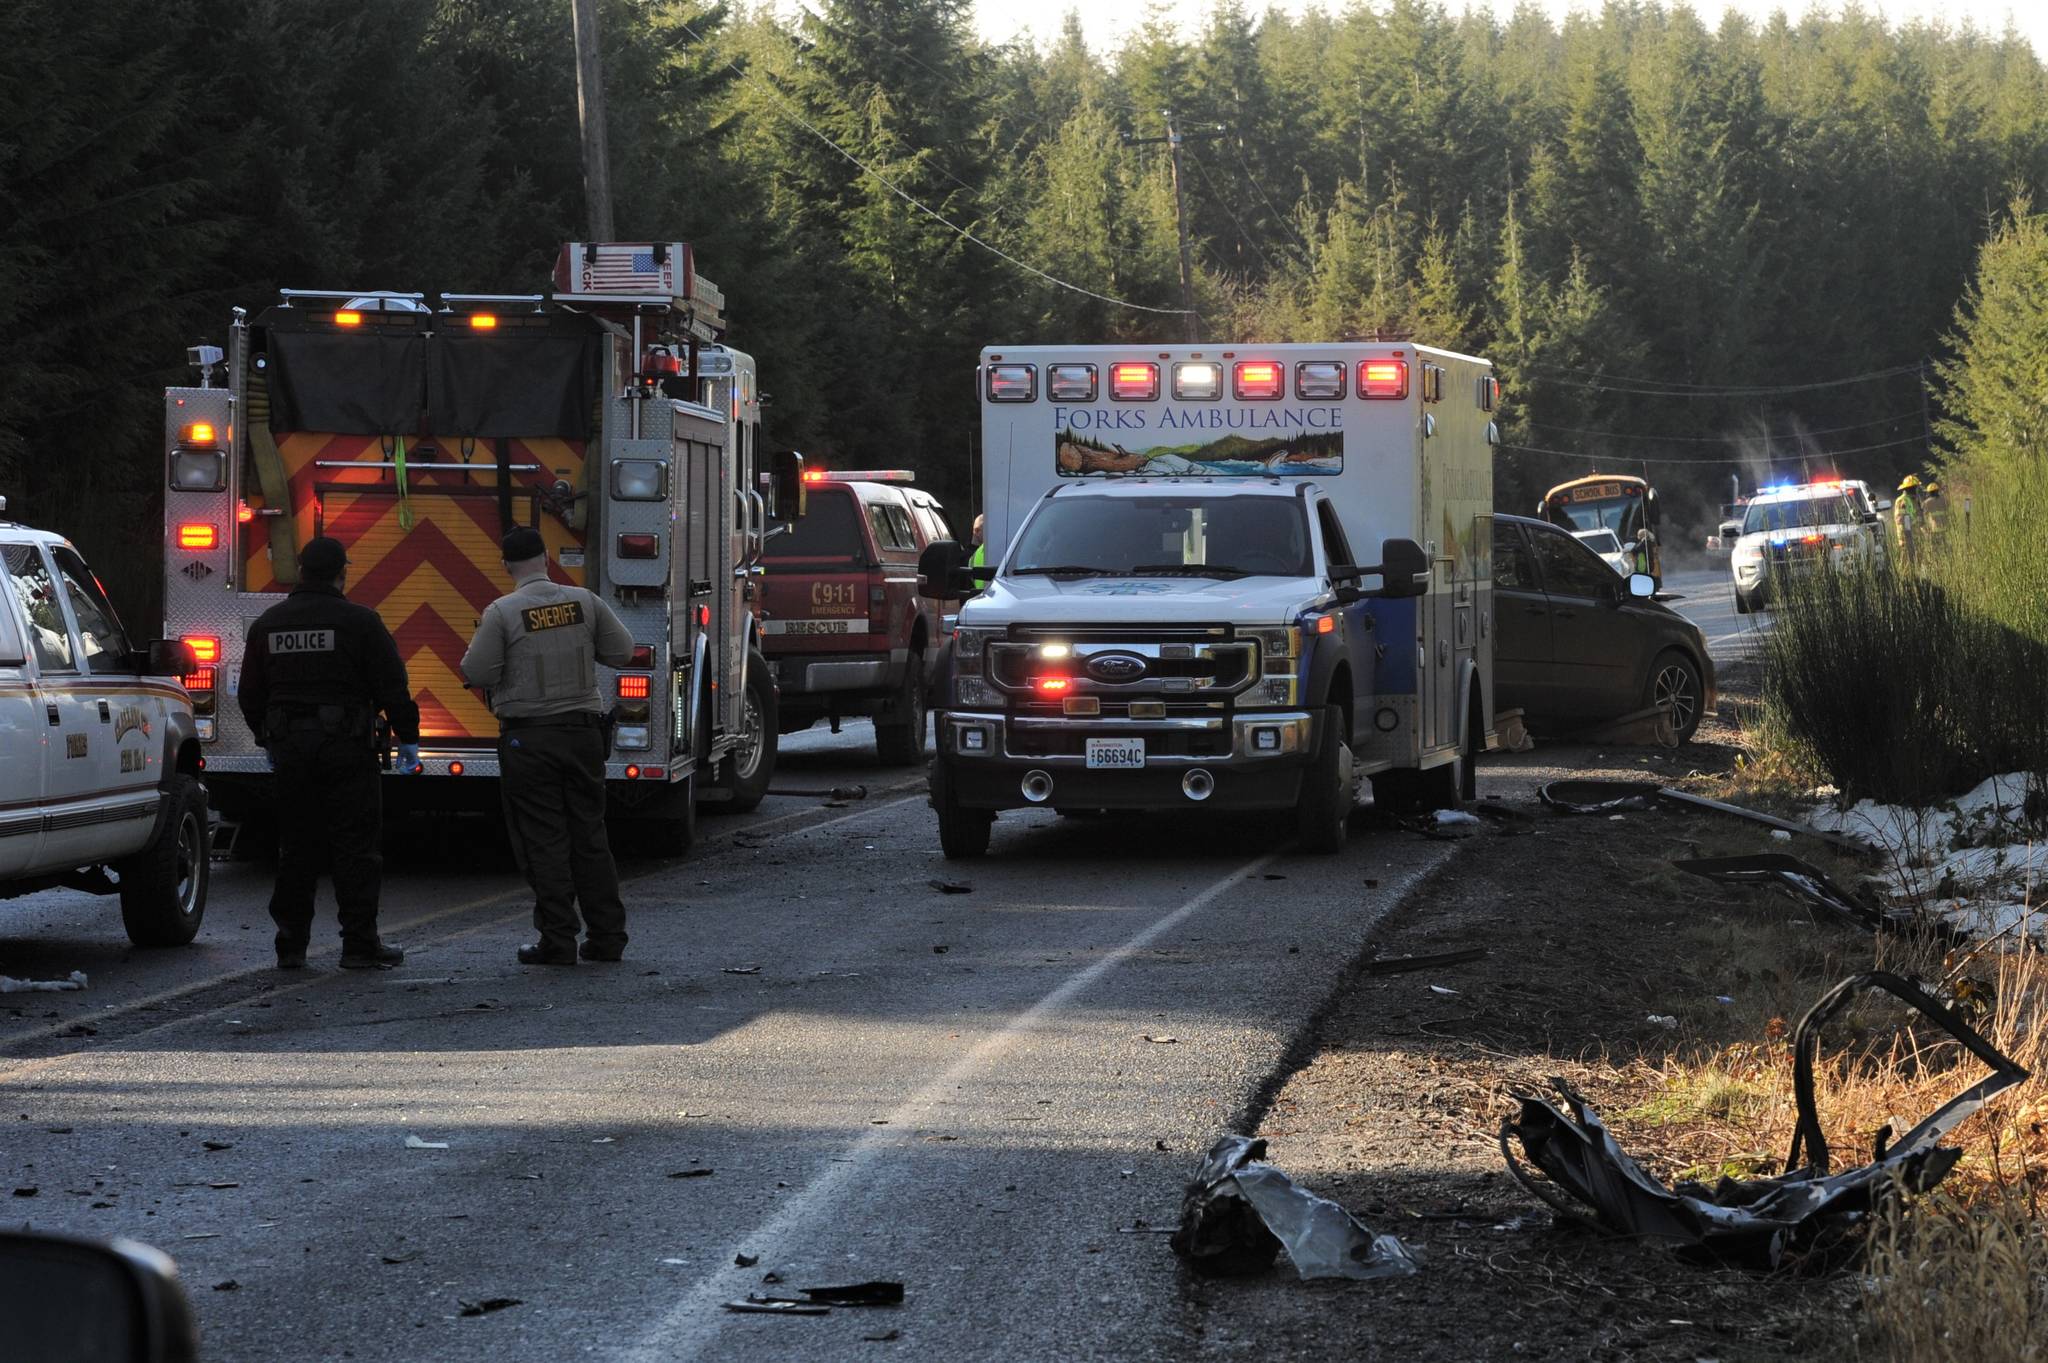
1232,362,1284,401
334,311,362,327
1360,359,1409,399
624,764,642,780
236,502,255,524
1295,361,1347,399
617,533,659,559
1110,363,1160,401
177,523,218,550
628,644,654,668
449,761,466,776
185,667,217,691
184,636,221,664
695,605,711,627
616,674,651,700
468,313,498,330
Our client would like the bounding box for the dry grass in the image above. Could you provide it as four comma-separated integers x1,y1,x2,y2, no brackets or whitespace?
1861,1193,2048,1362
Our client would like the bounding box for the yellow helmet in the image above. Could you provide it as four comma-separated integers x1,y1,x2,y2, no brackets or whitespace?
1898,474,1921,490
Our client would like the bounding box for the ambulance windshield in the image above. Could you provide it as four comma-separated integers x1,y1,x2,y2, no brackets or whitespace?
1008,495,1311,579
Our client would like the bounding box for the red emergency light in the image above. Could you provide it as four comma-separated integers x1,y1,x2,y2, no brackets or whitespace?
617,533,659,559
1233,362,1284,401
1036,677,1070,694
1360,359,1409,400
184,636,221,664
449,761,466,776
616,674,651,700
184,666,217,692
177,524,218,550
236,502,255,524
695,605,711,628
1110,363,1160,402
803,470,915,484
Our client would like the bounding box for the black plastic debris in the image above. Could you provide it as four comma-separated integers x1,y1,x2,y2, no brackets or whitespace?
1171,1135,1419,1281
1501,972,2029,1272
457,1297,522,1317
1538,779,1660,813
1673,853,1913,935
1537,781,1877,855
800,1281,904,1306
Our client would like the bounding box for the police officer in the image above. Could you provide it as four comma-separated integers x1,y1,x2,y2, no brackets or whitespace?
239,536,419,970
461,528,635,965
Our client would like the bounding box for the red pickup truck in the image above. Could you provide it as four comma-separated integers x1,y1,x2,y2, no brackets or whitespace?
760,473,958,764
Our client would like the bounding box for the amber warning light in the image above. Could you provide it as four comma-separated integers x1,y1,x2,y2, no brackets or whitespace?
180,421,217,446
334,311,363,327
468,313,499,330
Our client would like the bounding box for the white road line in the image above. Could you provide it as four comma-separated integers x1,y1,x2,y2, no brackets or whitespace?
621,848,1279,1362
0,792,927,1077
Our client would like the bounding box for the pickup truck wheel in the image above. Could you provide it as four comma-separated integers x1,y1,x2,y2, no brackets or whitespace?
117,775,209,947
1734,587,1756,615
1646,649,1705,744
717,650,778,814
932,759,992,859
874,650,927,766
1297,705,1353,854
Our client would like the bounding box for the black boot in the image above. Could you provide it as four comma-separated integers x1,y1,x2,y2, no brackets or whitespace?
517,943,577,966
339,940,405,970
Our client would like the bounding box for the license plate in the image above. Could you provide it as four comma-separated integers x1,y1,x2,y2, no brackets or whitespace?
1085,738,1145,770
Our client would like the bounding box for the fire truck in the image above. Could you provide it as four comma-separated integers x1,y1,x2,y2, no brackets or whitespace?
160,242,798,850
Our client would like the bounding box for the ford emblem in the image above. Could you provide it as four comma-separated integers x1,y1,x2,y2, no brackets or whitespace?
1086,652,1147,683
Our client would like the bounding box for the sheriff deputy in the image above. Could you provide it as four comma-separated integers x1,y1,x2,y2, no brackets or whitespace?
239,535,418,970
460,527,636,966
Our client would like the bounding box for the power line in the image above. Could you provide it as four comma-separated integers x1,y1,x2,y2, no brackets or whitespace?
1527,408,1925,443
1501,431,1930,466
1526,360,1923,397
1228,143,1316,264
675,19,1192,316
1185,148,1275,274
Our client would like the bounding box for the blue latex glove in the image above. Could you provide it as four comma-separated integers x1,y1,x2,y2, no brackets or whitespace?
397,742,422,774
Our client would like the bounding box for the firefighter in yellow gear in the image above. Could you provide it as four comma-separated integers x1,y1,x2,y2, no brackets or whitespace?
1894,474,1922,566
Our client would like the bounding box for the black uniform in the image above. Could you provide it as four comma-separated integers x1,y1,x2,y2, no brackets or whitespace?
239,582,420,958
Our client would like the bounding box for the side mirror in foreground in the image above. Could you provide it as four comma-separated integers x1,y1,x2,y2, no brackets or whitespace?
1366,538,1431,599
1627,572,1656,599
0,1229,199,1363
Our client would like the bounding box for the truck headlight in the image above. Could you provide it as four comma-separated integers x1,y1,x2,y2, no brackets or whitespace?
954,676,1000,708
1247,627,1301,676
1732,544,1762,567
952,627,1002,678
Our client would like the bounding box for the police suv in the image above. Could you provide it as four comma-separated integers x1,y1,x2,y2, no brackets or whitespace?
1729,480,1889,614
0,500,209,945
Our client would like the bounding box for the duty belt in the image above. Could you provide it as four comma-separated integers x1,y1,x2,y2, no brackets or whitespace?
500,711,600,732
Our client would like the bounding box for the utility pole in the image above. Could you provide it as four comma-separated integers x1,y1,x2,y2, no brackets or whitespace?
571,0,616,241
1123,113,1223,343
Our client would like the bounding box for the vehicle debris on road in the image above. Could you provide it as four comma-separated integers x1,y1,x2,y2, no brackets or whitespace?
1501,972,2028,1271
1673,852,1915,936
0,971,88,993
1363,948,1489,975
457,1297,522,1317
1538,780,1878,855
1171,1135,1420,1282
403,1135,449,1150
799,1281,905,1306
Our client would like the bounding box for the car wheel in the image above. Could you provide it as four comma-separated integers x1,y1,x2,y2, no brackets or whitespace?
117,775,210,947
1417,703,1478,812
1297,705,1353,853
1646,650,1704,743
874,650,927,767
931,758,992,859
1733,587,1754,615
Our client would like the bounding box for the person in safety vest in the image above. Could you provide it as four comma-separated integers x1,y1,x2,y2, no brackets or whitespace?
460,528,636,966
239,536,419,971
968,513,986,569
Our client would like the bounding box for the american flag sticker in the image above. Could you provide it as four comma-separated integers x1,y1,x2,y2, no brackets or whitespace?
557,242,688,297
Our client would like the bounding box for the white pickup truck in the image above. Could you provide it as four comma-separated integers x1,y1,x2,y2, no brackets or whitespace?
0,502,209,945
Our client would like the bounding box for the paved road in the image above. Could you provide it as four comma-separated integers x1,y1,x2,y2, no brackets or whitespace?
1,721,1461,1362
1660,563,1770,667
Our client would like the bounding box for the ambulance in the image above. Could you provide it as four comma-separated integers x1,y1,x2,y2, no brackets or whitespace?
160,243,798,851
920,342,1498,857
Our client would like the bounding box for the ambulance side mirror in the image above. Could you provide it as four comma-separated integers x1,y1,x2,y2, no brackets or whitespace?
147,639,197,678
1363,538,1430,599
918,539,970,599
0,1230,200,1363
769,451,806,523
